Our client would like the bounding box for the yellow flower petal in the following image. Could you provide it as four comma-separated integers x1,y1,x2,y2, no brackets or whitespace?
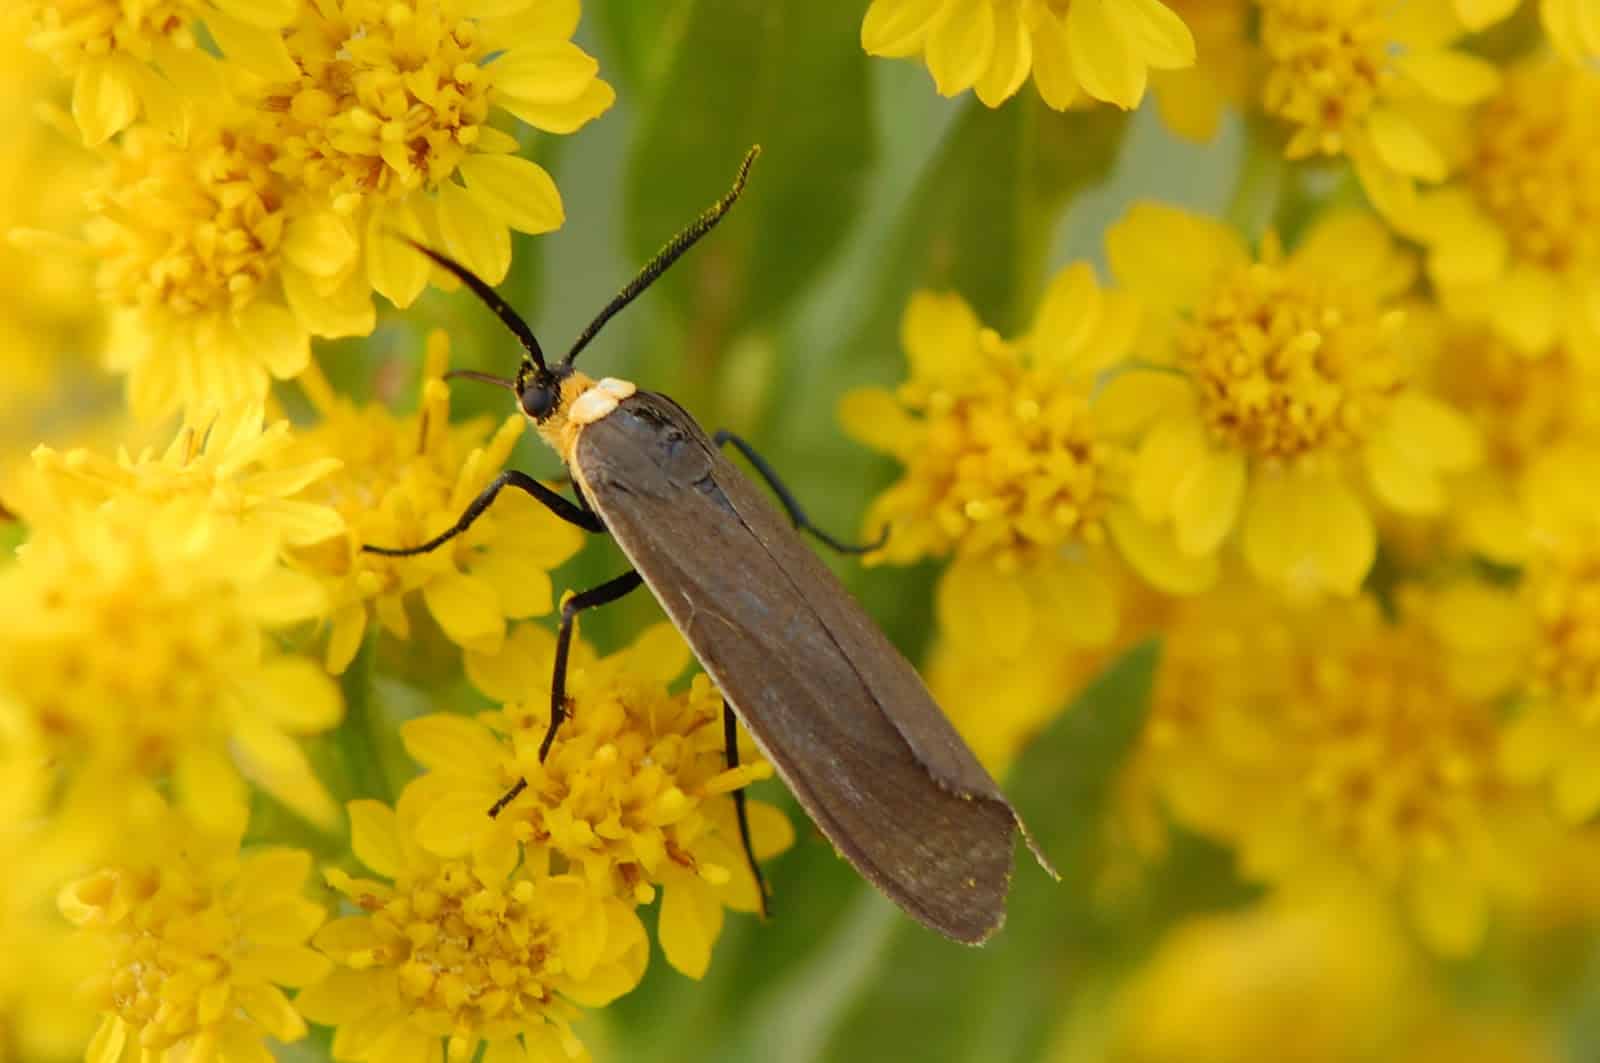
1030,11,1080,110
436,181,513,287
937,558,1033,658
1172,448,1245,556
205,10,300,80
903,290,980,382
251,657,343,734
658,879,723,980
1106,504,1218,595
1365,106,1448,182
345,800,404,879
460,154,565,236
1243,471,1375,596
1068,0,1147,108
1107,0,1196,70
402,715,505,776
973,1,1032,106
862,0,951,57
73,57,140,146
925,0,995,96
496,77,615,134
424,570,507,652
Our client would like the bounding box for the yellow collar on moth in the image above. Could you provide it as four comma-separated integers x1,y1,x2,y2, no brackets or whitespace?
535,373,638,465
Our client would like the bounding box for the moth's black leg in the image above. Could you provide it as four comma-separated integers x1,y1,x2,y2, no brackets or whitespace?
488,570,645,818
725,704,770,920
364,470,604,558
713,430,887,555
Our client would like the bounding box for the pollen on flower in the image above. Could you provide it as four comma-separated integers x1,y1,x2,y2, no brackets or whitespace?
265,0,498,206
255,0,613,298
297,796,648,1062
404,622,793,978
1258,0,1388,160
842,290,1126,571
1467,65,1600,274
59,812,330,1063
1178,244,1406,461
277,333,585,671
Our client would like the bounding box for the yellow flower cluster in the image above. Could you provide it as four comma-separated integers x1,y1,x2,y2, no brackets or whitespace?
18,0,613,420
849,0,1600,1021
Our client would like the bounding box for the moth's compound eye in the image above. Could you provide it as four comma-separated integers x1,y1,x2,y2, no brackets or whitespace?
519,383,558,420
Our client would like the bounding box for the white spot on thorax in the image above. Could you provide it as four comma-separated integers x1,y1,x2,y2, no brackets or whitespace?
569,377,637,426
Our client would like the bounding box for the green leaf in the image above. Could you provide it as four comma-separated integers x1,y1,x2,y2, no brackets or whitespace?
623,0,873,336
816,640,1162,1063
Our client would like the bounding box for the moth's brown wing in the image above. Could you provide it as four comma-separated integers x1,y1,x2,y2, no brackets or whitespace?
573,391,1034,943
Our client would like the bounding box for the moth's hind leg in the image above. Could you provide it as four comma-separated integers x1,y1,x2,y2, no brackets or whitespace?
712,430,887,555
487,569,645,818
724,704,770,920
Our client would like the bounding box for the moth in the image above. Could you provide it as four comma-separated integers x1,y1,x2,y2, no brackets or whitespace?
368,148,1052,943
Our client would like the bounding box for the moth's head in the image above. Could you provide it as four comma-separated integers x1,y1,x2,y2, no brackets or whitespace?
513,359,573,425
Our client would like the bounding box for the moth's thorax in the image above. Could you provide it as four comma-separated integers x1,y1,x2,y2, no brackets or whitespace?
534,372,638,465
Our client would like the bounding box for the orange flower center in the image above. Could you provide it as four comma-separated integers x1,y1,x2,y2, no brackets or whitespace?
1258,0,1388,155
263,0,493,209
1178,256,1403,460
381,864,561,1027
1292,631,1502,882
91,125,285,318
1469,65,1600,274
877,341,1119,570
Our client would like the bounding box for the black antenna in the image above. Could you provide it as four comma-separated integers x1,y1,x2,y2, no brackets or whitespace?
401,238,549,372
564,145,761,367
443,368,517,390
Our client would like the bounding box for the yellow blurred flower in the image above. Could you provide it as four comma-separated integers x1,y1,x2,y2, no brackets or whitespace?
1408,59,1600,357
0,489,341,836
0,736,97,1063
1150,0,1254,142
861,0,1195,110
1541,0,1600,60
59,805,330,1063
1256,0,1498,215
406,621,793,980
1105,203,1480,596
257,0,613,302
841,267,1209,664
1447,0,1520,30
1104,892,1417,1063
1499,445,1600,822
25,401,346,560
1125,580,1554,955
20,0,299,144
279,334,584,672
83,110,371,419
1417,315,1600,565
297,793,648,1063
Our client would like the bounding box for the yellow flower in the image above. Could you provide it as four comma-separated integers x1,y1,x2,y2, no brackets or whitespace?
0,491,342,836
1499,445,1600,822
1150,0,1254,142
257,0,613,303
1447,0,1520,30
861,0,1195,110
1132,582,1555,955
1542,0,1600,61
84,110,372,419
404,621,793,980
23,401,346,562
0,733,98,1062
1104,893,1418,1063
58,805,330,1063
297,793,648,1063
20,0,299,144
0,20,104,482
841,267,1209,663
1408,60,1600,357
1105,203,1480,596
1415,314,1600,565
277,334,585,672
1256,0,1499,215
